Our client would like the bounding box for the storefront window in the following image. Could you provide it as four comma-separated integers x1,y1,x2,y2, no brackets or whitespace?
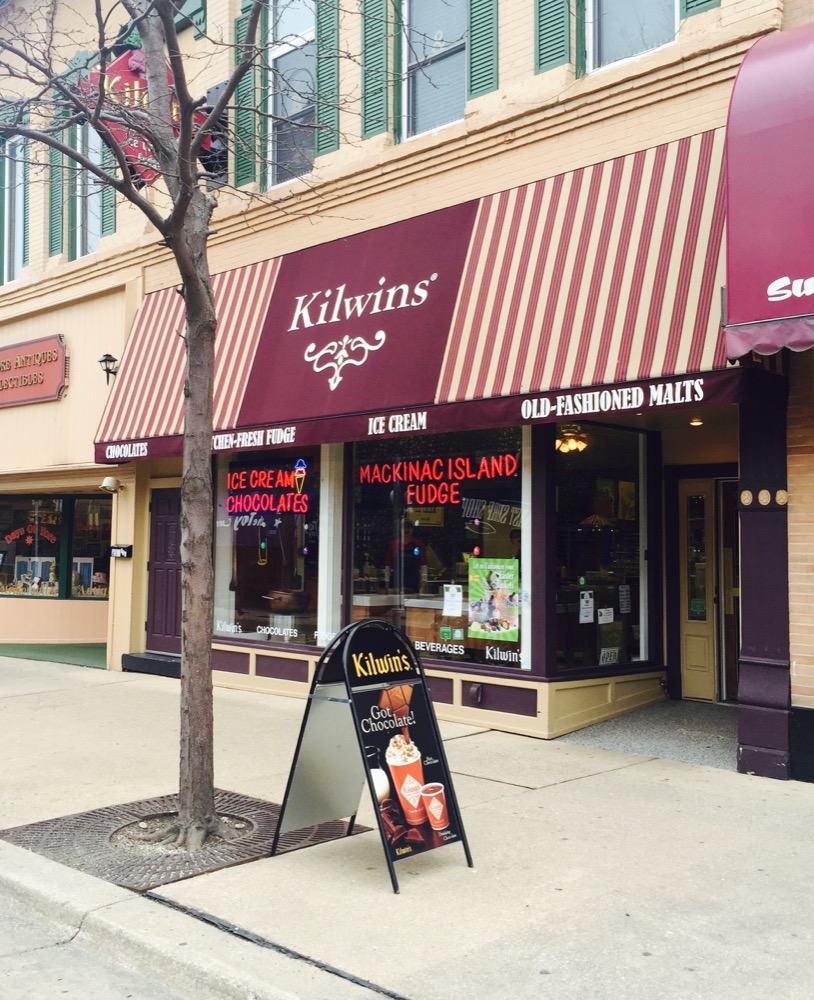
213,449,320,645
555,424,645,671
71,498,113,597
353,428,524,667
0,495,112,598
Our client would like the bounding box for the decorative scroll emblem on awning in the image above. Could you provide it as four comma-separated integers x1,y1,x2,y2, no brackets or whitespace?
304,331,387,391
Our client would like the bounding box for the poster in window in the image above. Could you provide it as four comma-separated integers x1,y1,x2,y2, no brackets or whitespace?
467,557,519,642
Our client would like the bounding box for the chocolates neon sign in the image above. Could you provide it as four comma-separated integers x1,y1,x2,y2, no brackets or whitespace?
358,453,518,506
226,458,310,514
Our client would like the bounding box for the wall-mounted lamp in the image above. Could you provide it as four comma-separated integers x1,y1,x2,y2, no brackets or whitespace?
99,476,125,494
98,354,119,385
689,417,703,427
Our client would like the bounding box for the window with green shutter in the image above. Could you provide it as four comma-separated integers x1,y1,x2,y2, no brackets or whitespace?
49,117,114,261
265,1,316,187
362,0,389,139
401,0,467,139
580,0,719,73
0,132,28,283
535,0,570,74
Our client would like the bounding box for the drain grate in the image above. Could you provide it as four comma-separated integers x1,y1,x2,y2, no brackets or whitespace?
0,790,365,892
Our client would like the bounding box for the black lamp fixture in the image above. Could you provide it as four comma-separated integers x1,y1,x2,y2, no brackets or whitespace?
98,353,119,384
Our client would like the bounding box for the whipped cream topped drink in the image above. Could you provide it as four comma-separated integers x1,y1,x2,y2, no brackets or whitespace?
385,734,426,824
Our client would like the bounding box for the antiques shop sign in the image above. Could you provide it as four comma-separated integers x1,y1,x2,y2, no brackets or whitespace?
0,335,68,409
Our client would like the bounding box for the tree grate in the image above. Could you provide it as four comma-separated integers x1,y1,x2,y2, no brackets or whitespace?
0,790,366,892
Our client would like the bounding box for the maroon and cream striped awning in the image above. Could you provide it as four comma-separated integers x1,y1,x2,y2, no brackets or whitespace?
96,129,739,463
96,259,280,460
438,128,727,404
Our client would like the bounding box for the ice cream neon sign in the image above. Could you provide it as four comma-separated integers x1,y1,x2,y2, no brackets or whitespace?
226,459,310,514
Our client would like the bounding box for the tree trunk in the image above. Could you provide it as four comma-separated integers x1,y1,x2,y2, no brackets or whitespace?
174,193,218,849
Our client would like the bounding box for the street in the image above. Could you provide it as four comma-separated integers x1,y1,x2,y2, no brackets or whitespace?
0,896,189,1000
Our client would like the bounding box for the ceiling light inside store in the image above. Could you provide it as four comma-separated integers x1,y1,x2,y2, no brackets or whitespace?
555,424,588,453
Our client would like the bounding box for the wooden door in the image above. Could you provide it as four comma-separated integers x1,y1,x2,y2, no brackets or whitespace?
679,480,716,701
146,488,182,654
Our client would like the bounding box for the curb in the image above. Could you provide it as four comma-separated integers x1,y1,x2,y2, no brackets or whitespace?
0,841,376,1000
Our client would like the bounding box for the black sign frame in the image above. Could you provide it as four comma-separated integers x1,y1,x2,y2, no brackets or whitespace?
271,619,473,893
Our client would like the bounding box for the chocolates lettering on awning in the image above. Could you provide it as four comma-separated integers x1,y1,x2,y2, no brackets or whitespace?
725,22,814,356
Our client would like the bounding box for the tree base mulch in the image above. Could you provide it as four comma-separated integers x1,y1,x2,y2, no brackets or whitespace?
0,789,367,892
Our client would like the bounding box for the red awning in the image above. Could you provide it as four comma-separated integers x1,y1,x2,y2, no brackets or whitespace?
724,22,814,357
95,259,280,461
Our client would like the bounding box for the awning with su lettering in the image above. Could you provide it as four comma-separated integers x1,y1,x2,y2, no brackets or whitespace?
724,22,814,357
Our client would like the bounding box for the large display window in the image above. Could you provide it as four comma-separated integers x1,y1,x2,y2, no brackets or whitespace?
0,495,112,598
554,424,646,671
353,428,525,667
213,448,320,645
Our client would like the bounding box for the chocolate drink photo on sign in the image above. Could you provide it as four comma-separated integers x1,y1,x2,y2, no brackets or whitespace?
355,681,458,860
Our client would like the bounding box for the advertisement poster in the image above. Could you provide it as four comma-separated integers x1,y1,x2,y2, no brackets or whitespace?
467,557,520,641
352,681,462,863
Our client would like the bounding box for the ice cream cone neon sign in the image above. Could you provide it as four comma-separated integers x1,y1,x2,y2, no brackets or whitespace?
294,458,307,494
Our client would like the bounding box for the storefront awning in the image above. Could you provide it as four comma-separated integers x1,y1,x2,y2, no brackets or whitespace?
439,129,726,402
96,129,730,464
724,22,814,357
96,259,280,461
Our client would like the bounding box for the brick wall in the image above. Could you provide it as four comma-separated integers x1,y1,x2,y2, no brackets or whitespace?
788,350,814,707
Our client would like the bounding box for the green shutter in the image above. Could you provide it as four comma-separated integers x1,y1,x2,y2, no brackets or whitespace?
361,0,389,139
233,9,257,187
315,0,340,156
174,0,207,37
681,0,720,14
575,0,586,78
67,124,78,261
468,0,498,99
536,0,570,74
48,140,64,257
21,139,29,267
100,144,116,237
0,149,5,284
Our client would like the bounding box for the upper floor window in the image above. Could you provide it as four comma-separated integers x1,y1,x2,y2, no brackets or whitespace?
267,0,316,186
588,0,676,70
49,118,115,261
1,136,27,283
402,0,467,138
69,123,105,259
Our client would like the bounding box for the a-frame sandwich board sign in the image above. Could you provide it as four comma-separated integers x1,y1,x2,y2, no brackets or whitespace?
271,618,473,893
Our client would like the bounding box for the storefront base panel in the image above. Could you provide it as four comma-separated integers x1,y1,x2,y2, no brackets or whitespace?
207,644,667,740
790,707,814,783
0,598,108,646
426,669,667,739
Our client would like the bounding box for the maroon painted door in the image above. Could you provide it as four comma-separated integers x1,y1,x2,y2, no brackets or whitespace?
146,488,182,654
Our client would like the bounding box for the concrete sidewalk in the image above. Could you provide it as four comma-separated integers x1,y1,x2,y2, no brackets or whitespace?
1,656,813,1000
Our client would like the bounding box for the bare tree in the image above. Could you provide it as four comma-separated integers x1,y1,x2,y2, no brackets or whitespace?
0,0,306,850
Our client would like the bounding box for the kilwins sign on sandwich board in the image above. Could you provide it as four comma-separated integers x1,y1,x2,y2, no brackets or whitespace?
271,619,472,893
